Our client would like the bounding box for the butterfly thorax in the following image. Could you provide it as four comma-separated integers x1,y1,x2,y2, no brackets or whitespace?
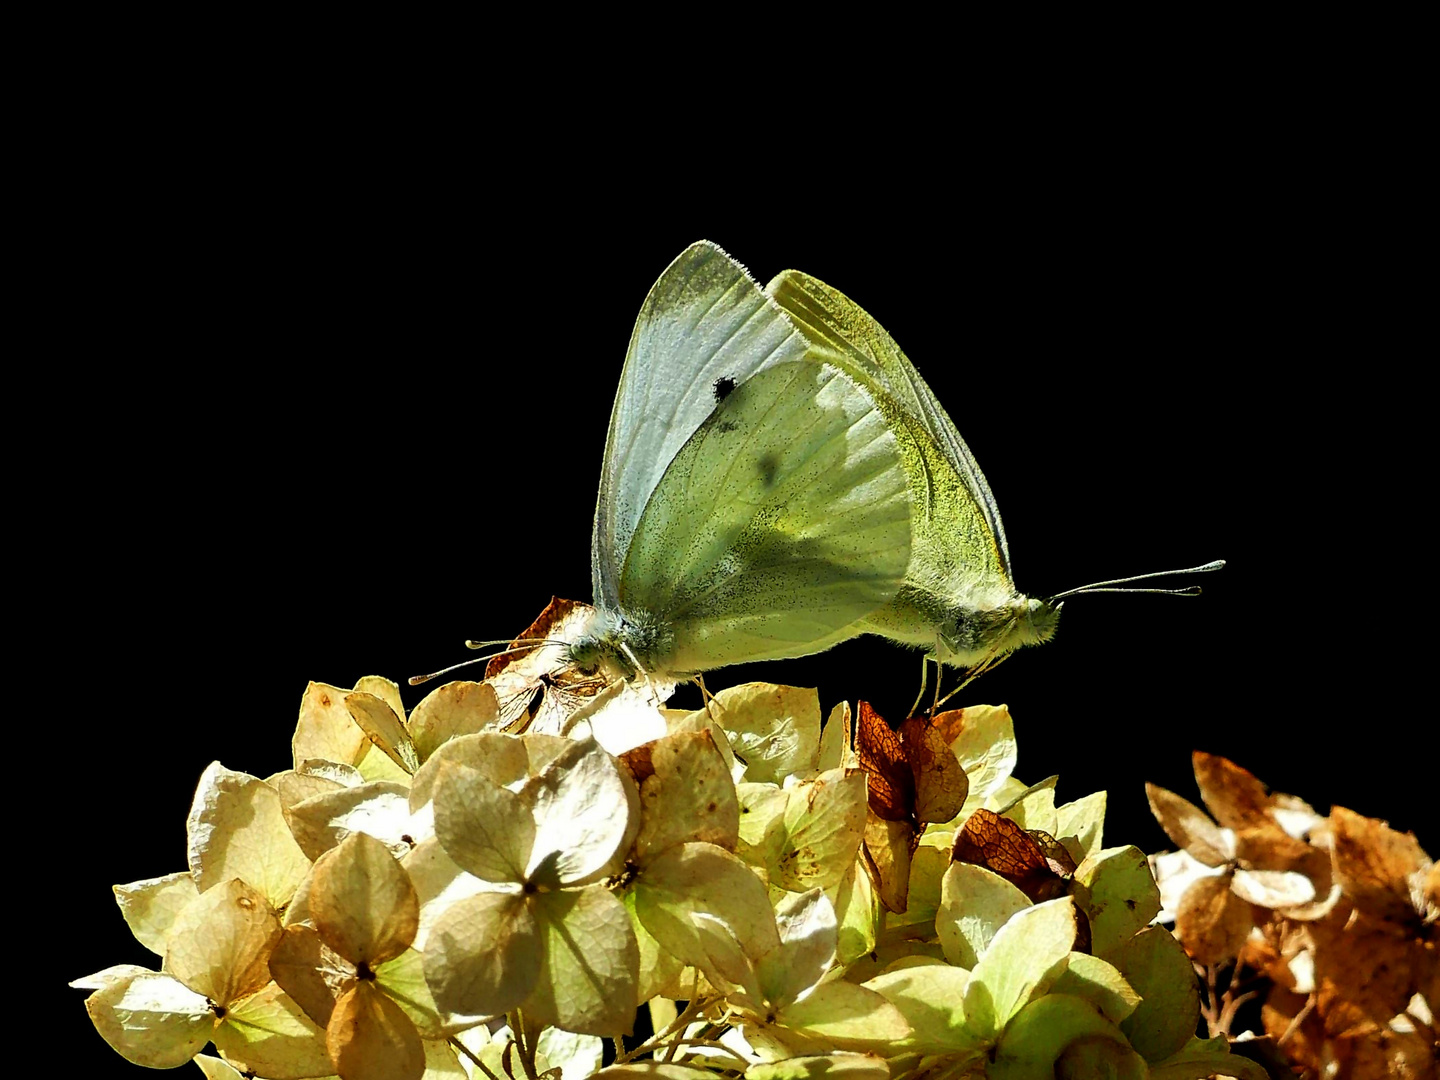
862,581,1062,668
567,606,676,681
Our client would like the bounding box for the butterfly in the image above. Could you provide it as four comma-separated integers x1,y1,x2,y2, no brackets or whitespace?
569,242,1221,688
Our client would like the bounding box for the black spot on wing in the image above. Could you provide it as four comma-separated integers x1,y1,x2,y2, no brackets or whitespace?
757,453,780,488
712,375,737,402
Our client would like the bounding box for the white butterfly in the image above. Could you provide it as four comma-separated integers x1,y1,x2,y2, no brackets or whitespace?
570,242,1221,688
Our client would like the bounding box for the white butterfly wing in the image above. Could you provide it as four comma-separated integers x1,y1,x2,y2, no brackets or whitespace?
619,360,910,673
618,359,912,674
592,242,811,611
765,269,1012,578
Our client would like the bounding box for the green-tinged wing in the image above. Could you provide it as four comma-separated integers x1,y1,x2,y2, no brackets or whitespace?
765,269,1012,579
619,360,911,673
593,242,811,612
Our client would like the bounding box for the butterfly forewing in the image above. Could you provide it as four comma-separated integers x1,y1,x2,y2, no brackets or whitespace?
592,242,811,612
618,360,912,673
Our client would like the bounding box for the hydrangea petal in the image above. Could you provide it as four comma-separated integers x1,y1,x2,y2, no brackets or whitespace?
347,691,421,776
774,980,911,1052
634,842,780,972
628,730,739,861
213,982,335,1080
526,738,633,886
525,885,639,1036
82,970,214,1069
706,683,821,784
293,681,371,770
166,878,281,1006
187,762,312,908
937,862,1031,969
287,780,420,861
407,681,499,763
758,889,837,1008
327,981,425,1080
311,830,419,966
964,896,1077,1039
431,760,534,884
1075,845,1161,959
423,889,539,1027
864,965,976,1054
772,769,866,893
113,871,199,956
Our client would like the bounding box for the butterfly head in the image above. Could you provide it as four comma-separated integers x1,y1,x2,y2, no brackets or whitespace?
566,607,674,681
936,593,1062,668
1014,595,1063,648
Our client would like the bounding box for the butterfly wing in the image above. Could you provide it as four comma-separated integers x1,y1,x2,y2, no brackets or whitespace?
592,242,811,612
618,359,912,674
765,269,1012,579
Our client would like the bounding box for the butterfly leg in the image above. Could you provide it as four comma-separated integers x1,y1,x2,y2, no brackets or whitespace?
934,643,1014,709
617,640,671,710
694,673,718,719
909,651,934,718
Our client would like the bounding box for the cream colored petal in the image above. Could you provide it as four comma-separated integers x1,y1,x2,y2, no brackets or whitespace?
704,683,822,784
524,885,640,1036
348,691,422,776
293,681,370,769
630,729,739,862
114,871,199,956
187,762,312,908
407,680,500,763
402,837,488,952
212,983,334,1080
166,878,281,1007
83,970,214,1069
423,889,540,1028
286,780,420,861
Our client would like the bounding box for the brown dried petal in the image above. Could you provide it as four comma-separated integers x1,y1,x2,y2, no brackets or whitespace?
1175,871,1254,966
862,808,914,914
1330,806,1433,924
327,981,425,1080
1311,905,1424,1038
1191,751,1274,831
1145,782,1231,866
268,924,355,1028
856,702,911,823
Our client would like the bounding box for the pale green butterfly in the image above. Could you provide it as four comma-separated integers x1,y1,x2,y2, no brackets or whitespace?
569,241,1221,688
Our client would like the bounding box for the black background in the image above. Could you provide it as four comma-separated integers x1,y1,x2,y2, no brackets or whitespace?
55,76,1430,1074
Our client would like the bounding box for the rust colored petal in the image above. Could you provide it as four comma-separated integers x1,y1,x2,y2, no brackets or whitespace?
899,714,968,826
952,808,1069,903
856,701,912,823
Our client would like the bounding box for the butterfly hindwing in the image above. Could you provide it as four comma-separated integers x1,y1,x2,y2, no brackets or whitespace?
765,268,1012,578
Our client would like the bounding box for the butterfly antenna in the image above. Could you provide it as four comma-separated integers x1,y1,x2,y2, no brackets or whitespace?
1047,560,1225,602
407,638,566,686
